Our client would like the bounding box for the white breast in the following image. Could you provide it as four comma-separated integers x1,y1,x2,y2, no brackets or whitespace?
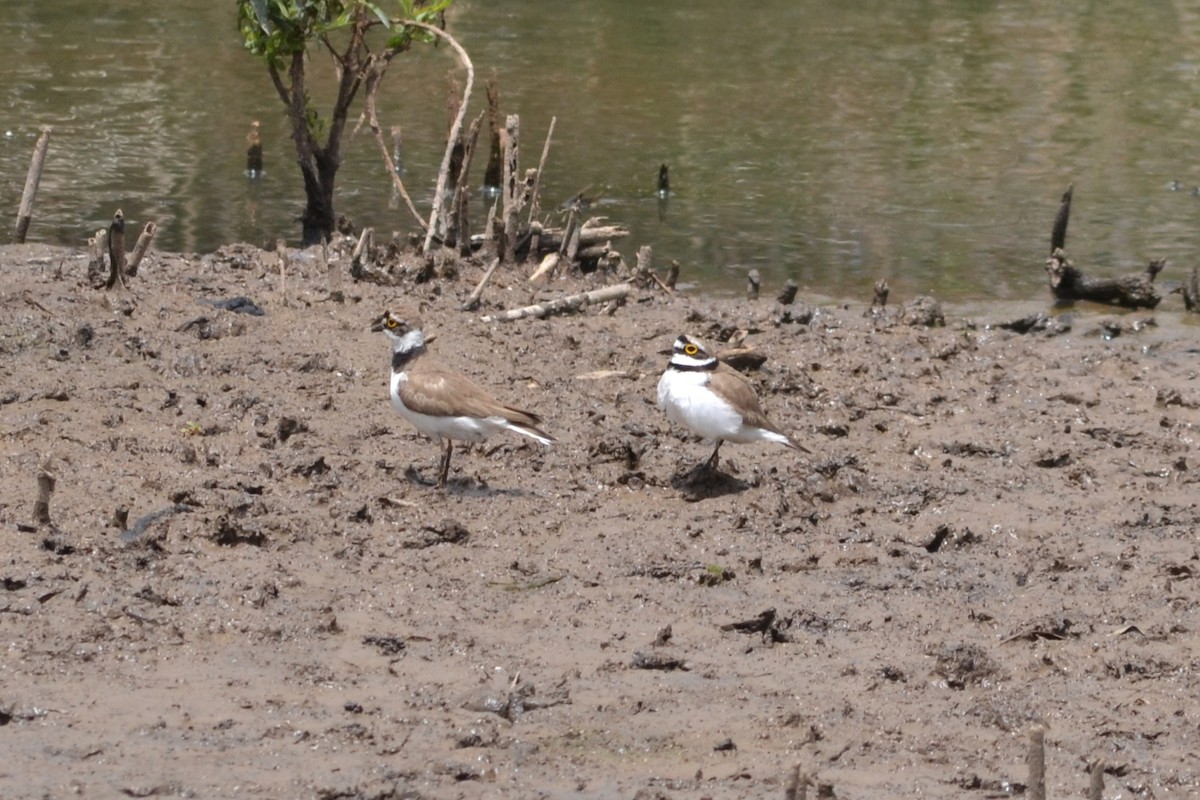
657,369,745,441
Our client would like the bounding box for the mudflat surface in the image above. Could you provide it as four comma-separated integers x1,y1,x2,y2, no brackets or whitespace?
2,242,1199,799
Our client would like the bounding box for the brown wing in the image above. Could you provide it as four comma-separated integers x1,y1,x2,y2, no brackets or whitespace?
707,368,785,434
708,367,809,453
400,368,544,429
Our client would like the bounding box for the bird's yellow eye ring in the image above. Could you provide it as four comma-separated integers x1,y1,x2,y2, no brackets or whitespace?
386,318,398,329
683,343,699,356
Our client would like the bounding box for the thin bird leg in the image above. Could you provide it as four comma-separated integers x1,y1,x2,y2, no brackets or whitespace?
438,439,454,488
705,440,723,471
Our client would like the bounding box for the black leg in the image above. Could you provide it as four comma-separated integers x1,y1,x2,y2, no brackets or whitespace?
705,440,723,471
438,440,453,488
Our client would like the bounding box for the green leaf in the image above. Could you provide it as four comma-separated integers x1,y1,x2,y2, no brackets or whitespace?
249,0,273,33
363,2,391,27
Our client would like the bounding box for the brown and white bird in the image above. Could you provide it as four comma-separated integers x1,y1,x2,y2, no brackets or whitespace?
657,334,808,471
372,308,554,488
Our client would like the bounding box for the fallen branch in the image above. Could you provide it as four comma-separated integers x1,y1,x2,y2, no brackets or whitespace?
528,252,559,286
1044,186,1163,308
13,126,52,244
481,283,631,322
1047,249,1163,309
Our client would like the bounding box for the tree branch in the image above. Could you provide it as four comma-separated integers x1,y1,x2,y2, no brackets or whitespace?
408,21,474,253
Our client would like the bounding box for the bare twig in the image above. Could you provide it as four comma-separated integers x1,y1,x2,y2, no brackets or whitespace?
13,126,52,244
362,58,426,231
525,116,556,232
481,283,632,322
412,21,474,253
461,257,501,311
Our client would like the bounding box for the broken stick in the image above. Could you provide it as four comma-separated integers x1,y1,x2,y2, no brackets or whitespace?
1027,725,1046,800
34,456,55,527
481,283,631,322
13,126,53,244
1044,186,1163,308
461,257,501,310
126,221,158,277
104,209,126,290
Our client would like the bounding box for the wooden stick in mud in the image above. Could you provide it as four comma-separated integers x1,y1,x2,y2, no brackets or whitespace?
1027,725,1046,800
1088,758,1104,800
559,199,581,262
1051,184,1072,253
481,283,631,322
452,111,485,256
528,252,559,286
461,257,501,310
777,279,799,305
525,116,556,235
126,221,158,277
783,765,811,800
633,244,672,292
105,210,126,290
87,228,109,288
499,114,522,262
872,278,890,308
483,70,503,192
13,126,52,244
276,239,289,307
33,456,55,527
1178,264,1199,312
350,227,374,279
1044,186,1163,308
416,21,474,254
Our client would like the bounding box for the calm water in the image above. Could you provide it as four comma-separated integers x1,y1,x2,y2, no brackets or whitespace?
4,1,1200,300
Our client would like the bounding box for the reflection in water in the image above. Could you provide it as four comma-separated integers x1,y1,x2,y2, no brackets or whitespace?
3,1,1200,299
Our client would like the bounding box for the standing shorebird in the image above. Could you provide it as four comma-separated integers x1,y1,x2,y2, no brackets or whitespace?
657,334,807,472
372,308,555,488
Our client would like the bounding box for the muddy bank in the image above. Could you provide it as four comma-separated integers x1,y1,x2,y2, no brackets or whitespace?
2,241,1199,798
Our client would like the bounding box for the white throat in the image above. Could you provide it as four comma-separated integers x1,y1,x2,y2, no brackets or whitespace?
392,328,425,354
